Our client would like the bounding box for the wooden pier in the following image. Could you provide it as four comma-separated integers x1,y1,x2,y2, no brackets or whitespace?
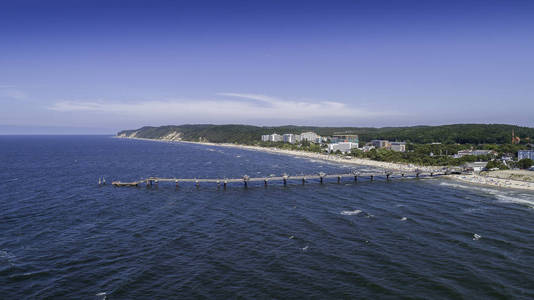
110,171,445,188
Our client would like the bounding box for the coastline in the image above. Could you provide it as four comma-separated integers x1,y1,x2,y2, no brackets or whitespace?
115,136,442,173
115,136,534,192
449,174,534,191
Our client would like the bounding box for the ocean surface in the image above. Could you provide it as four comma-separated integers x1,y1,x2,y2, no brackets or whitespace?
1,135,533,299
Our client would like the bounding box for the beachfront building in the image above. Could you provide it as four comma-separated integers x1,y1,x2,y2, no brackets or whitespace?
390,142,406,152
455,149,496,158
269,133,283,142
462,162,488,173
300,132,321,143
328,142,358,154
331,134,359,146
371,140,390,149
283,134,299,144
518,150,534,160
261,135,270,142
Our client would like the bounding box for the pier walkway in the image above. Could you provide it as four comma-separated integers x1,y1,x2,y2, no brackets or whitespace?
110,170,447,188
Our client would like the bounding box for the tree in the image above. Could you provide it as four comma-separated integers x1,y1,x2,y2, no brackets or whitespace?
517,158,533,169
486,160,509,170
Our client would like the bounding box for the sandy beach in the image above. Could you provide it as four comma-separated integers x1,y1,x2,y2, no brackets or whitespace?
116,136,534,192
450,174,534,191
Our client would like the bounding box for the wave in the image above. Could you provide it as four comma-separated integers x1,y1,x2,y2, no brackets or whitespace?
340,210,362,216
0,250,15,262
440,181,534,209
494,194,534,208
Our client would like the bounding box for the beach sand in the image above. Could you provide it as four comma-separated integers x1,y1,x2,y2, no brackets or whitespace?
450,174,534,191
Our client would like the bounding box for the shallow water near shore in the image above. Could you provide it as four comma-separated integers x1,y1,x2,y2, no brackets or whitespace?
1,135,533,298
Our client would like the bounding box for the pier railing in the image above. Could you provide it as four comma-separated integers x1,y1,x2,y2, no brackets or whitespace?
109,171,445,188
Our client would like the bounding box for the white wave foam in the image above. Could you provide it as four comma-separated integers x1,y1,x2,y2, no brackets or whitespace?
440,181,534,209
400,217,407,221
340,210,362,216
473,234,481,240
495,194,534,208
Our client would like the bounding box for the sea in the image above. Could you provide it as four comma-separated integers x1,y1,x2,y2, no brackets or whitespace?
1,135,533,299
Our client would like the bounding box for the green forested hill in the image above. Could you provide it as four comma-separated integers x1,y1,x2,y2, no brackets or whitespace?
118,124,534,145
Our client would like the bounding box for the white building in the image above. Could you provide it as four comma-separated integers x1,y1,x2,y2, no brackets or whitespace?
328,142,358,154
269,133,282,142
390,142,406,152
518,150,534,160
455,149,496,158
300,132,320,142
261,135,270,142
463,162,488,172
283,134,298,144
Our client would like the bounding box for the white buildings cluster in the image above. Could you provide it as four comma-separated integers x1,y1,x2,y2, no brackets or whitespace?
260,132,409,154
261,131,324,144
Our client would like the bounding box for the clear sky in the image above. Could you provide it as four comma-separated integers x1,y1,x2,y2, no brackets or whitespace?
1,0,533,134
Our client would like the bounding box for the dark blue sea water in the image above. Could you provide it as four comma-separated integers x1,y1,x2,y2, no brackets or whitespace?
1,136,533,299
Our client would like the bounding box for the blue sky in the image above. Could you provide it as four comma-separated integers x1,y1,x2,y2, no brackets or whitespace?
1,0,533,133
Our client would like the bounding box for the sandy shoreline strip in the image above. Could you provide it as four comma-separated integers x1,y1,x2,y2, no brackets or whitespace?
449,174,534,191
115,136,534,192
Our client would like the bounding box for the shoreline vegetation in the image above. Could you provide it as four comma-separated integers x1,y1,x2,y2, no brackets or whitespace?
115,135,534,191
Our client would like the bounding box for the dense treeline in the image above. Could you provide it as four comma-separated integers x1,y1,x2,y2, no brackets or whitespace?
118,123,534,145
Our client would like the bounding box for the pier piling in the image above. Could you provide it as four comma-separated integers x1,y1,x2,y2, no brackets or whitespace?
112,171,445,189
